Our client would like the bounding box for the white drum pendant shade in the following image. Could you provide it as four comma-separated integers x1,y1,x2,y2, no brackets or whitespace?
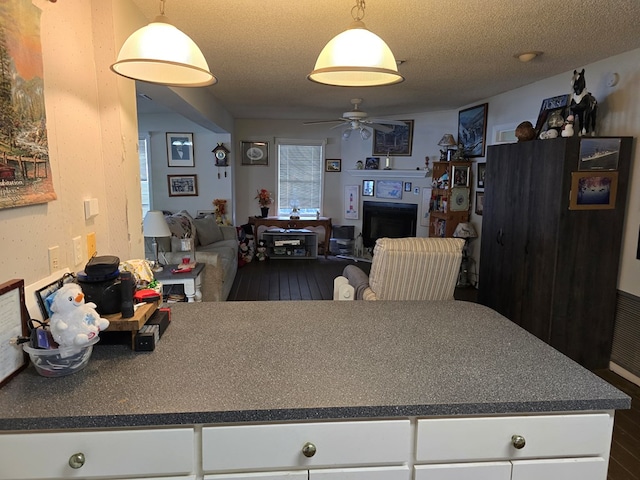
308,22,404,87
111,16,216,87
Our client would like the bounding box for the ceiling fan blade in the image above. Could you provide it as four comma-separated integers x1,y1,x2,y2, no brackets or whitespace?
330,122,350,130
368,123,394,133
303,119,345,125
368,118,407,126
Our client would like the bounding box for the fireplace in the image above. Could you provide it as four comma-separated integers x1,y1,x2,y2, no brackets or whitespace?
362,201,418,248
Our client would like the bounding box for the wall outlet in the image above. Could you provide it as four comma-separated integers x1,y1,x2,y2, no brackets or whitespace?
87,232,97,257
48,246,60,273
72,236,83,265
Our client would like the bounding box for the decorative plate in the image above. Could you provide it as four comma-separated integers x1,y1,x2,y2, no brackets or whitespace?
450,188,469,211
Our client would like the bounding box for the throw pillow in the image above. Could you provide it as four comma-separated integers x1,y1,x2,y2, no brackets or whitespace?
194,216,223,246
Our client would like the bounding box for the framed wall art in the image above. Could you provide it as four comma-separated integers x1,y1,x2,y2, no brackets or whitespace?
241,141,269,166
475,191,484,215
458,103,488,158
325,159,341,172
168,174,198,197
0,279,28,387
167,132,194,167
452,165,470,187
373,120,414,156
376,180,403,199
365,157,380,170
344,185,360,220
569,171,618,210
578,137,621,171
362,180,375,197
404,182,412,192
477,163,486,188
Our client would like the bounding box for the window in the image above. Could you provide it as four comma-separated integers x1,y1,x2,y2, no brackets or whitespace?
139,136,151,217
276,139,324,217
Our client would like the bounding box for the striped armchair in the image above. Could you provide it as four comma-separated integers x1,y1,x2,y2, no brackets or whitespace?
336,237,464,300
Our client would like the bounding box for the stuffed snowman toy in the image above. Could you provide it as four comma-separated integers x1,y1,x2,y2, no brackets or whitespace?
49,283,110,347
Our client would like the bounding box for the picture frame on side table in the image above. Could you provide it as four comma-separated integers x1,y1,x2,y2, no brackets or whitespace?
0,279,28,387
325,159,341,172
475,191,484,215
458,103,488,158
240,141,269,166
373,120,414,156
362,180,374,197
166,132,194,167
344,185,360,220
168,174,198,197
569,171,618,210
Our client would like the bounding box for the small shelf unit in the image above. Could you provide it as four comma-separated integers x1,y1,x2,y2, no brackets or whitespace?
429,161,472,237
263,229,318,260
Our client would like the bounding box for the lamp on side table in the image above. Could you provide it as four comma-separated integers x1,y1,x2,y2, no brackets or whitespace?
143,211,171,272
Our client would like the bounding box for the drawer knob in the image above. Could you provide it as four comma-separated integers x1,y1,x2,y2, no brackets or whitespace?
68,452,86,469
302,441,317,457
511,435,526,449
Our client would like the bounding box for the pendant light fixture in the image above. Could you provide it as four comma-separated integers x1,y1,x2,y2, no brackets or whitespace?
308,0,404,87
111,0,216,87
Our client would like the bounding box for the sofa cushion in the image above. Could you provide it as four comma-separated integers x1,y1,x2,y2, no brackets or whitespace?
194,216,224,246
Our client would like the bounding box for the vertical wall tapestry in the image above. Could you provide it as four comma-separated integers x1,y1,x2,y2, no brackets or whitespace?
0,0,56,209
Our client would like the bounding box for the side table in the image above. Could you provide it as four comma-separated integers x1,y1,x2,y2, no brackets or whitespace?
154,263,205,302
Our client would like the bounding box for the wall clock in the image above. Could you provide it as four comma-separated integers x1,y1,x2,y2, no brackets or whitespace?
212,143,230,167
450,187,469,211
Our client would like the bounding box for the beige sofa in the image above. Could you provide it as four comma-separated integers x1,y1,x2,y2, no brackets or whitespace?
156,211,238,302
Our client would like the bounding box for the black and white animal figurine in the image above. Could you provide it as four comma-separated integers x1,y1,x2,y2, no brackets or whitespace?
570,69,598,136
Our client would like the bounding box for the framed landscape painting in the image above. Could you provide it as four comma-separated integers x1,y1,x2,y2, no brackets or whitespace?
458,104,488,158
373,120,414,156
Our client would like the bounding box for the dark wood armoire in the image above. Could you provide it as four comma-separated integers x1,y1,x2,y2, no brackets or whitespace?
478,136,633,369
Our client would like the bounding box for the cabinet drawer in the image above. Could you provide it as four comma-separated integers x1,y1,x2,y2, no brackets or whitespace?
0,428,194,480
206,467,409,480
202,420,410,472
415,462,511,480
416,413,613,462
511,457,608,480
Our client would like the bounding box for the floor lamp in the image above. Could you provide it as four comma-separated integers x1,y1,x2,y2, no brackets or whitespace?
143,211,171,272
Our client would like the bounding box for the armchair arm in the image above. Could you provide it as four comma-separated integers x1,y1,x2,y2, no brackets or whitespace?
342,265,371,300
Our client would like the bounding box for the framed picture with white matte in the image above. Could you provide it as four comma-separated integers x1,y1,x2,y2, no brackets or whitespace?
344,185,359,220
166,132,194,167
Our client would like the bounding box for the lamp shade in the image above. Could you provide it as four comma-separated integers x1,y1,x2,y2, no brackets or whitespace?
438,134,457,148
143,211,171,238
453,222,478,239
111,15,216,87
308,21,404,87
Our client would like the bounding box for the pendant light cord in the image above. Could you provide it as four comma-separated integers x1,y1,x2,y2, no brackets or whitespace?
159,0,166,16
351,0,365,22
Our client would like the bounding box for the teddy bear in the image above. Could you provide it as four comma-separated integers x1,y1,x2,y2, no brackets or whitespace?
49,283,110,347
255,240,267,261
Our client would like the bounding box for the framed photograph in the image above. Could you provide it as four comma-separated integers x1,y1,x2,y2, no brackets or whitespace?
365,157,380,170
534,94,570,139
166,132,194,167
362,180,375,197
35,272,76,320
376,180,403,199
241,141,269,166
458,103,488,157
452,165,470,187
404,182,412,192
569,171,618,210
477,163,486,188
373,120,414,156
0,279,28,388
420,187,432,227
475,191,485,215
168,174,198,197
344,185,360,220
325,158,341,172
578,137,621,171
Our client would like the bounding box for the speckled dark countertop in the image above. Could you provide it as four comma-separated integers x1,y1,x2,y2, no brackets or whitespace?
0,301,630,431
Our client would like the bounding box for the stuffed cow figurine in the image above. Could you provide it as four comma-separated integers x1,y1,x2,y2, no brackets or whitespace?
49,283,110,347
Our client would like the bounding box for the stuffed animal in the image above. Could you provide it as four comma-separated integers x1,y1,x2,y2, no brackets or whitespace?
238,238,253,267
255,240,267,261
49,283,110,347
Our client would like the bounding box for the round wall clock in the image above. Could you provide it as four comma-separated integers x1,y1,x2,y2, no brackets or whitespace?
212,143,230,166
450,188,469,211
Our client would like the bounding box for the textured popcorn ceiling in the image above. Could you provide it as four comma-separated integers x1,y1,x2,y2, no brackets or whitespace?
129,0,640,120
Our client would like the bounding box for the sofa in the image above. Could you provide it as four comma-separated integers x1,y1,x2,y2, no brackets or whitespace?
155,211,238,302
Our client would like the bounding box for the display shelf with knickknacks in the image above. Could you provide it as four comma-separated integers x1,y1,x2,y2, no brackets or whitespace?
429,161,472,237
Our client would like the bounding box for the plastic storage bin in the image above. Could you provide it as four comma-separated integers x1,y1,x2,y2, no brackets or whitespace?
23,337,98,377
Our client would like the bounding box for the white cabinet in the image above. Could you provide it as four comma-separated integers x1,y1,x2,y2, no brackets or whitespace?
415,413,613,479
206,466,409,480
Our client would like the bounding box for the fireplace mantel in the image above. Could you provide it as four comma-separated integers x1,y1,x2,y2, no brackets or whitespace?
347,169,428,178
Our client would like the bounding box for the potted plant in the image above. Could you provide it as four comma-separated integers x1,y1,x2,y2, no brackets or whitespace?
255,189,273,218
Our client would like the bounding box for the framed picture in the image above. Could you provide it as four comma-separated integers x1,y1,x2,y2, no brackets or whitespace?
168,174,198,197
477,163,486,188
404,182,412,192
0,279,28,387
420,187,432,227
325,158,341,172
166,132,194,167
475,191,484,215
534,94,570,138
241,141,269,166
344,185,360,220
569,171,618,210
458,103,488,157
362,180,375,197
376,180,403,199
373,120,414,156
365,157,380,170
578,137,621,170
452,165,470,187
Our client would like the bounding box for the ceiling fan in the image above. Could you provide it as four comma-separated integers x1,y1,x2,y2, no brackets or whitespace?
304,98,407,139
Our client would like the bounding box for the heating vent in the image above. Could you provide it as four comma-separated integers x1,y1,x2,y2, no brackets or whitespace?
611,290,640,377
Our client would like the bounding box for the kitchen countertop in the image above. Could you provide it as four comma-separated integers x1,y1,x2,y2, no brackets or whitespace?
0,301,630,432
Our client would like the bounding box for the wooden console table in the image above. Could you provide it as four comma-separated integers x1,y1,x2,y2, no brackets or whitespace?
249,216,332,258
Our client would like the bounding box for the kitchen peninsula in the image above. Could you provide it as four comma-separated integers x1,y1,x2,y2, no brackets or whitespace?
0,301,630,480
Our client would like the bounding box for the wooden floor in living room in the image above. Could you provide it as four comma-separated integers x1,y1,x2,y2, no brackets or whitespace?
227,256,640,479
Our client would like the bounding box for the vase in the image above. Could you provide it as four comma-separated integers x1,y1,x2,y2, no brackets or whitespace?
260,206,269,218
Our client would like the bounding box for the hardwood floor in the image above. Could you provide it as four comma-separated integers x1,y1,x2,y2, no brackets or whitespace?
228,257,639,479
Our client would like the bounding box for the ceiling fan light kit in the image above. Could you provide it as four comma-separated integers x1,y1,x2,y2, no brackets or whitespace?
111,0,216,87
308,1,404,87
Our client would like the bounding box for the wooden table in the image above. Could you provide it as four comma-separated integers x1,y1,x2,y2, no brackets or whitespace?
249,216,332,258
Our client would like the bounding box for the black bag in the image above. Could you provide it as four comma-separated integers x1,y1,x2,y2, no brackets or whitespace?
84,255,120,277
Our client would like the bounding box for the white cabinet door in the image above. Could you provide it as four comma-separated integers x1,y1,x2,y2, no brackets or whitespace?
310,466,410,480
415,462,511,480
205,472,307,480
511,457,608,480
